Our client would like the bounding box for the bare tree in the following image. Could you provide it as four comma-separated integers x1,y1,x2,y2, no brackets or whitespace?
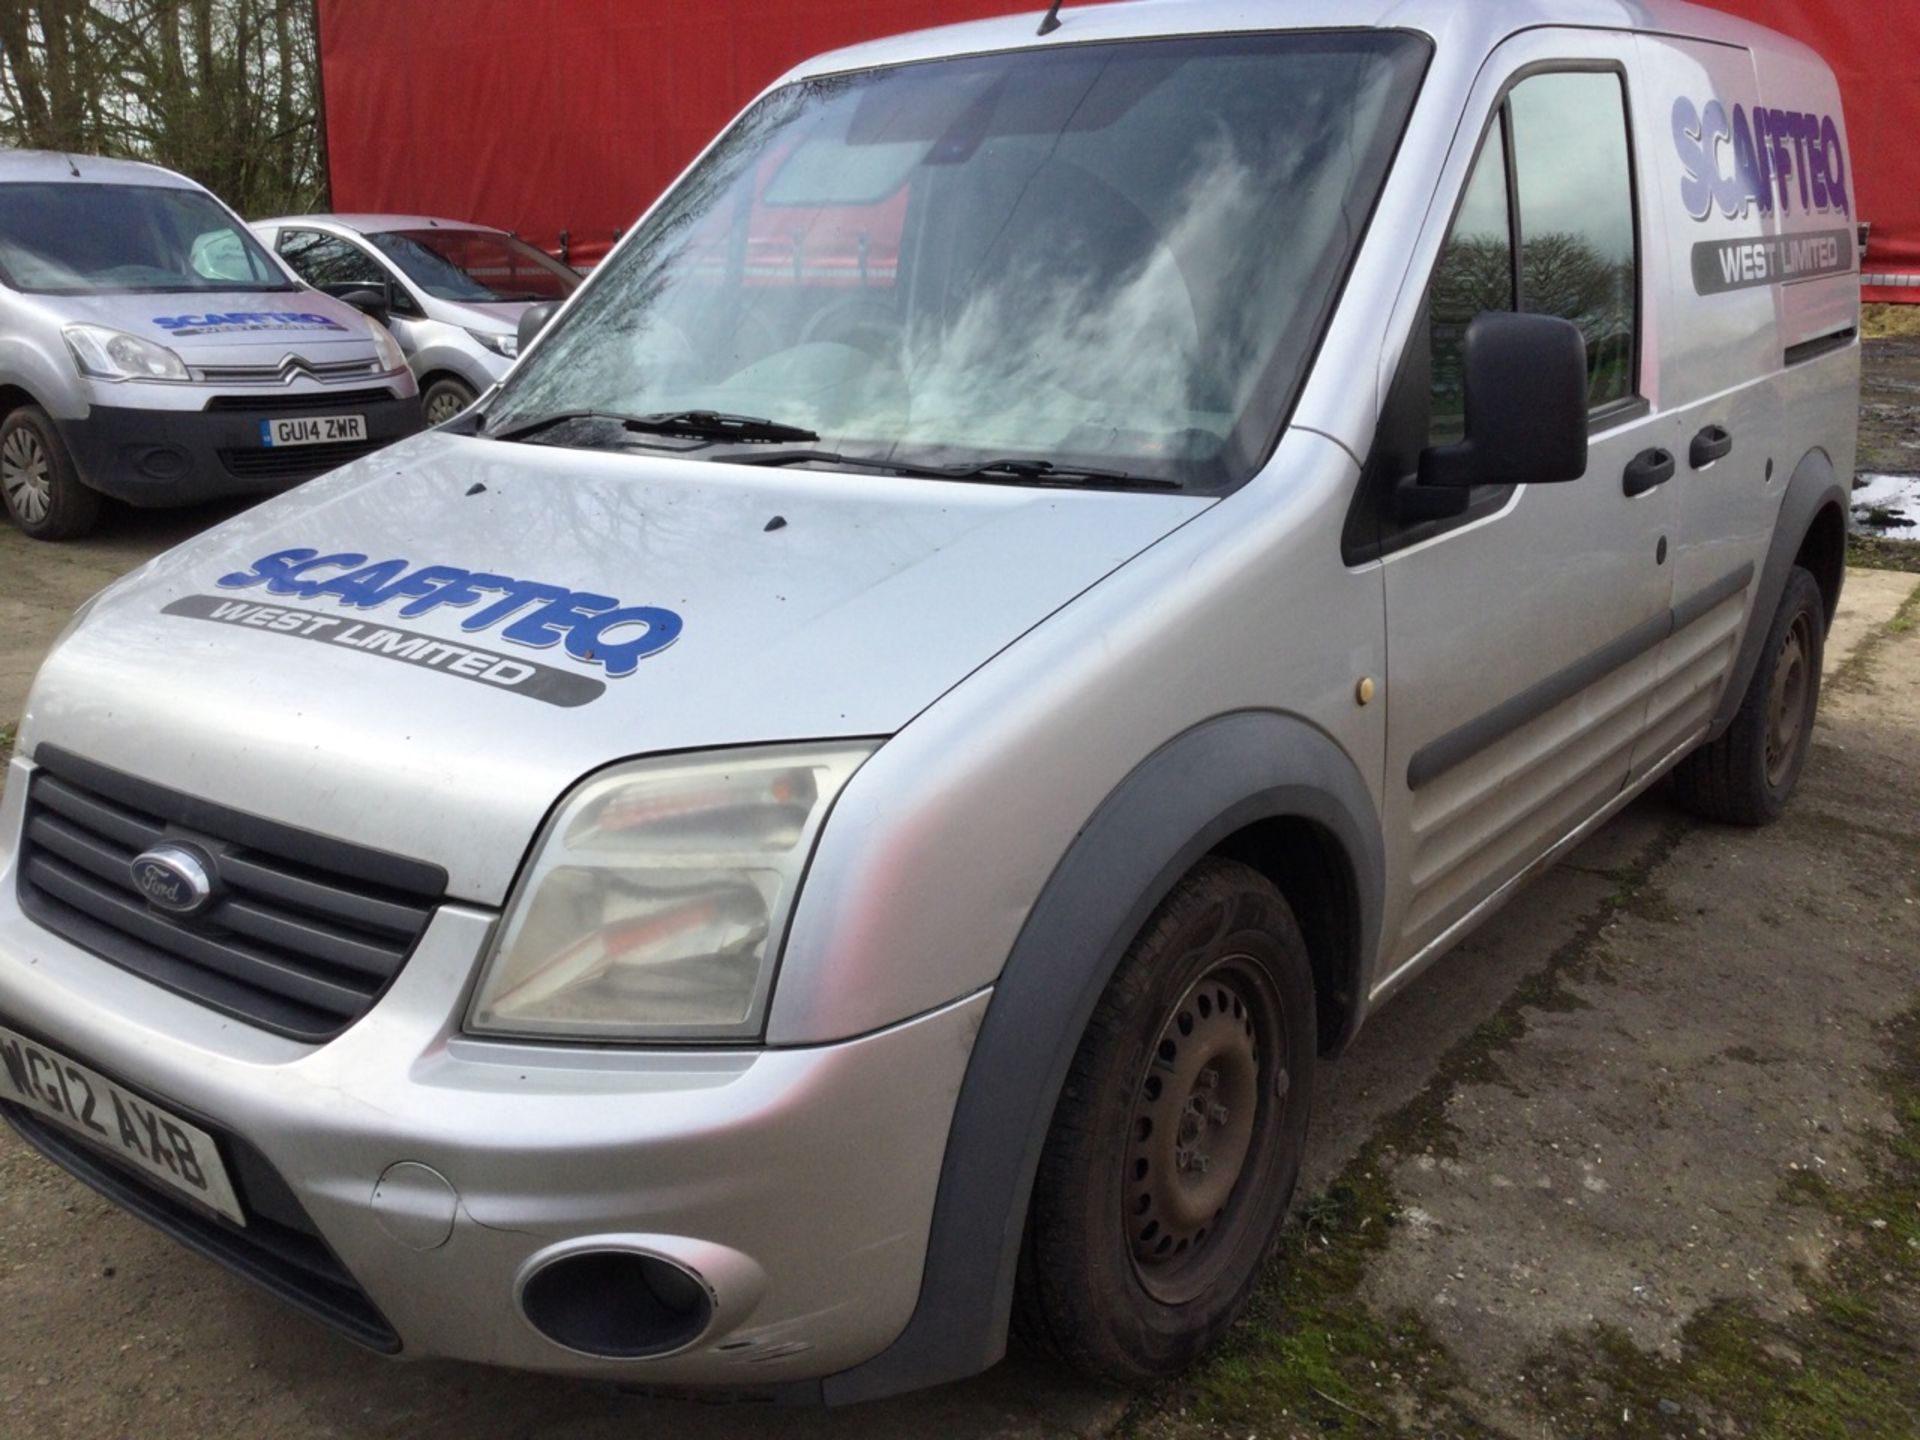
0,0,325,215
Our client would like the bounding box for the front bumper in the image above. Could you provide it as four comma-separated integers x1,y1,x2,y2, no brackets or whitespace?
0,754,983,1385
55,387,424,507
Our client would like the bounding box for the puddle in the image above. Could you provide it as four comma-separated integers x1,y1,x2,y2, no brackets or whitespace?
1852,472,1920,538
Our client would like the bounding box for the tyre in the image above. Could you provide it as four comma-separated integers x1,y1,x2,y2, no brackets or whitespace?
1671,564,1825,826
1,404,101,541
422,376,477,426
1016,857,1317,1385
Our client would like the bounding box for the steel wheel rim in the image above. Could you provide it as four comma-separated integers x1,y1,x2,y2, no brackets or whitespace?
1125,955,1286,1304
1,425,52,526
426,389,469,424
1765,612,1813,788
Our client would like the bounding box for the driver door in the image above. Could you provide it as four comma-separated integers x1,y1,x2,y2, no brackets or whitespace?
1370,37,1679,992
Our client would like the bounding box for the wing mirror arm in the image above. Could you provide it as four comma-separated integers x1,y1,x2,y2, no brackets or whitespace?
339,288,391,330
516,300,562,356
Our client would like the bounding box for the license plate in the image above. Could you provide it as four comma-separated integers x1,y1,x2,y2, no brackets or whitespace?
0,1024,245,1226
259,414,366,447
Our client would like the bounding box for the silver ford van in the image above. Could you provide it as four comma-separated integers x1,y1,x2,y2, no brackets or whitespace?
0,152,423,540
249,215,583,424
0,0,1860,1402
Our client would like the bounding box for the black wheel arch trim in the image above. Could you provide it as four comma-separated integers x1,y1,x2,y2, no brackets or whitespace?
1708,449,1846,741
819,710,1384,1403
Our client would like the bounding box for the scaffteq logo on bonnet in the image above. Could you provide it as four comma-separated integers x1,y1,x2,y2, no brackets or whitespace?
151,311,349,337
155,549,686,708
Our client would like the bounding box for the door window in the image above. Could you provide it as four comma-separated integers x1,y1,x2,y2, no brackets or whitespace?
277,229,388,293
1427,68,1639,438
1511,72,1637,409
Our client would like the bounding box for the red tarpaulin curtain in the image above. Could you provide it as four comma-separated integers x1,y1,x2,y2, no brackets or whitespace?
316,0,1033,268
1693,0,1920,302
318,0,1920,296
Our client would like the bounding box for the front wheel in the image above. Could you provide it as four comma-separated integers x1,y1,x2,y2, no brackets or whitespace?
1,404,101,541
1672,564,1826,826
422,376,477,426
1016,857,1316,1384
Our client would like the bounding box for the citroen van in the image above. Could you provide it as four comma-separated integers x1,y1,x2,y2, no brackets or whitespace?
0,151,422,540
0,0,1859,1402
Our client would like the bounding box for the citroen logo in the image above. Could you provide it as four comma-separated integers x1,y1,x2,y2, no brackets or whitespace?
130,844,215,918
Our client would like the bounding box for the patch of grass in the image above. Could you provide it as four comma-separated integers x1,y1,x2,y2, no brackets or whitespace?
0,723,13,766
1123,823,1689,1439
1860,303,1920,341
1848,535,1920,576
1519,1003,1920,1438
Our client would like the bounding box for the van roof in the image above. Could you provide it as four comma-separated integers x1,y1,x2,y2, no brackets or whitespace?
786,0,1816,85
254,214,510,237
0,148,202,188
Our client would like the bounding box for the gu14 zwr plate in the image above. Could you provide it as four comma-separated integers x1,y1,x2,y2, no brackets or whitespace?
260,414,366,447
0,1023,246,1225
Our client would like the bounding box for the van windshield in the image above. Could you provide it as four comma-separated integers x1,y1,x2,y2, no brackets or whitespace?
0,183,293,295
366,229,581,303
485,32,1429,490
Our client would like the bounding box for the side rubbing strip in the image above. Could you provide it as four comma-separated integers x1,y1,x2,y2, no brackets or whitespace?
1407,562,1755,791
1670,560,1756,633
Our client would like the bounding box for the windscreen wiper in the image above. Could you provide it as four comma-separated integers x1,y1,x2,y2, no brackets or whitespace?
732,449,1181,491
489,409,819,445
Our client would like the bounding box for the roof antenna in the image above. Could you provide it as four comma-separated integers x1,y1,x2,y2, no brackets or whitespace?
1037,0,1063,35
61,151,80,177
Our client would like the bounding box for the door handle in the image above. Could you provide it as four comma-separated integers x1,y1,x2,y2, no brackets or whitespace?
1623,447,1676,497
1689,424,1733,468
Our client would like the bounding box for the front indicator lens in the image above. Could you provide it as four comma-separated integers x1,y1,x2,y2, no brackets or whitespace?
467,743,876,1041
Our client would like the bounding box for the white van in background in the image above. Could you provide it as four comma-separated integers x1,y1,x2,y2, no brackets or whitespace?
252,215,582,423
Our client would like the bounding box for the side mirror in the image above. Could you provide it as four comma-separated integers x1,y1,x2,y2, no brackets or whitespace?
517,300,562,356
340,287,391,330
1418,311,1589,493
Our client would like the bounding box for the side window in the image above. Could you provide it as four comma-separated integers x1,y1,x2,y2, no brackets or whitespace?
1426,69,1639,439
277,229,387,293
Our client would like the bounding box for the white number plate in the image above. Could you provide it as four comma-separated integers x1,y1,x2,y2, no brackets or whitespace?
260,414,366,447
0,1024,245,1226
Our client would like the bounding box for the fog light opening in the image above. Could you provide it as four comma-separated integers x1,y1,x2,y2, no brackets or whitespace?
132,446,190,480
519,1249,714,1359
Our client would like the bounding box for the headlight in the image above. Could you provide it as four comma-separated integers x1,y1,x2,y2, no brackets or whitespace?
468,327,518,359
369,322,408,374
63,325,189,382
467,742,876,1042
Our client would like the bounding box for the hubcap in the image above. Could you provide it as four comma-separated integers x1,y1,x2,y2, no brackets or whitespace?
1125,958,1285,1300
427,389,469,424
1,424,52,526
1765,612,1813,788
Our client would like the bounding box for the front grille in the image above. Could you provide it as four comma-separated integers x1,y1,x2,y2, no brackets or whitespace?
2,1097,399,1352
190,357,385,385
218,437,386,481
204,386,398,414
16,746,446,1043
